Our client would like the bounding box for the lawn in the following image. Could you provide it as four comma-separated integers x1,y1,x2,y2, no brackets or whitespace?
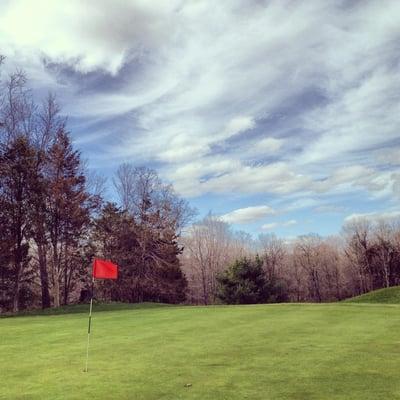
344,286,400,304
1,302,400,400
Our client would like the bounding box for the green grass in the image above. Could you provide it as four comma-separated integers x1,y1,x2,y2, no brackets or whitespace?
345,285,400,304
1,301,173,318
2,303,400,400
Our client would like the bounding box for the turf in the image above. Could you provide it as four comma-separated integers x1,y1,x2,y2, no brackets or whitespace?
344,285,400,304
0,301,173,318
1,303,400,400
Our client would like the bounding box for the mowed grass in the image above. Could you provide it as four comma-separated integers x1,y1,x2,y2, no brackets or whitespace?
345,286,400,304
2,303,400,400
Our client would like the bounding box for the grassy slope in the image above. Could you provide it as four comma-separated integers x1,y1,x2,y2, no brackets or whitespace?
1,303,400,400
345,286,400,304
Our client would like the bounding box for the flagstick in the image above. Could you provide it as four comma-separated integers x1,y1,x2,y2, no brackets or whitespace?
84,277,94,372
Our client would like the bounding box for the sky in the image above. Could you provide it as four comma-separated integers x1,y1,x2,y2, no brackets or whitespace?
0,0,399,237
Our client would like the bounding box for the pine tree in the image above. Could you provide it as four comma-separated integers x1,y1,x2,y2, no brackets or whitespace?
217,256,272,304
46,130,92,306
0,137,37,311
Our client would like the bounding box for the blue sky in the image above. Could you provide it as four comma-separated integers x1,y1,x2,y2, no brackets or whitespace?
1,0,399,237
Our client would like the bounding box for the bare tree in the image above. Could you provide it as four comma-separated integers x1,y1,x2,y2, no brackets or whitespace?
181,215,253,304
342,219,373,294
0,70,36,144
29,94,66,308
293,235,324,302
258,233,286,281
86,169,107,199
113,163,195,231
113,163,137,213
34,93,65,150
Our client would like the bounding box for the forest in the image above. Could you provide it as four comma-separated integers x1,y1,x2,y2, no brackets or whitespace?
1,57,400,313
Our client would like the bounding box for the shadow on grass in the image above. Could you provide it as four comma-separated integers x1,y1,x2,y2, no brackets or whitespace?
1,301,174,318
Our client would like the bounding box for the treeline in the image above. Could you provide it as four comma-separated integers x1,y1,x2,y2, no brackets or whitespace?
2,59,400,312
0,61,194,312
181,215,400,304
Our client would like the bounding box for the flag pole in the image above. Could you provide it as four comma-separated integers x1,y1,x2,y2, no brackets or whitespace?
84,277,94,372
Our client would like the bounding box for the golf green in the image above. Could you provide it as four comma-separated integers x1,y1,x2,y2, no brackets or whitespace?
1,303,400,399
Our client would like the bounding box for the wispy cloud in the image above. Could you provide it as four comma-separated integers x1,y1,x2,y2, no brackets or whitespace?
261,219,297,231
220,205,275,224
1,0,399,235
345,211,400,223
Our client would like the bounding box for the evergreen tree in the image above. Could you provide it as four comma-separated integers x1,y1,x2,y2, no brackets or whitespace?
92,202,187,304
217,256,287,304
46,130,92,306
0,137,36,311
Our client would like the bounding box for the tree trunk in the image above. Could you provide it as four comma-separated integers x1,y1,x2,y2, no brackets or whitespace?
12,278,19,313
12,256,21,312
200,266,208,305
38,243,51,308
63,268,68,305
53,277,60,307
12,229,23,313
52,235,60,307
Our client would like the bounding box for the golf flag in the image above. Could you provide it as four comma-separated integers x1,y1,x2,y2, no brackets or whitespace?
92,258,118,279
85,258,118,372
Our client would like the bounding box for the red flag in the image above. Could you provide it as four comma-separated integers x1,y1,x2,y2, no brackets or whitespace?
92,258,118,279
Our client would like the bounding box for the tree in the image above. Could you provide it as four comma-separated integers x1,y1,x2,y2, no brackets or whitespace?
29,95,66,308
112,164,192,303
0,70,36,145
182,215,233,304
343,220,373,294
292,234,343,302
46,130,92,307
0,137,37,311
113,164,195,230
92,202,187,304
217,256,283,304
293,235,323,302
0,185,14,311
258,233,286,281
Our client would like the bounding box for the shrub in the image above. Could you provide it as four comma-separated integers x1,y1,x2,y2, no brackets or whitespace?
217,256,288,304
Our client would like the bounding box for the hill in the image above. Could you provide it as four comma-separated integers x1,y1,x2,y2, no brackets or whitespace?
344,286,400,304
2,302,400,399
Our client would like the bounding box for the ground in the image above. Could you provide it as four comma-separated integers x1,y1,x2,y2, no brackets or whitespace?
1,301,400,400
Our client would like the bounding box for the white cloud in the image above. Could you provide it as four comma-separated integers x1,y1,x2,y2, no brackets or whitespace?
224,116,255,138
283,219,297,227
313,165,386,194
200,162,313,197
314,205,346,214
344,211,400,223
220,205,275,224
240,137,284,160
0,0,178,74
0,0,399,208
261,222,278,231
376,148,400,166
261,219,297,231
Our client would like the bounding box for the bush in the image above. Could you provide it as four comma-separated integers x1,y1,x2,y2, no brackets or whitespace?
217,256,288,304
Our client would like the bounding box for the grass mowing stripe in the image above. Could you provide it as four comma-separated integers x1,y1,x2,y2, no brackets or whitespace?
1,303,400,399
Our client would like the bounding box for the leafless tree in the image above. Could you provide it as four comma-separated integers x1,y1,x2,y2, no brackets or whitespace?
34,93,65,150
258,233,286,281
342,219,373,294
181,215,253,304
0,70,37,144
293,235,324,302
113,163,195,231
86,169,107,199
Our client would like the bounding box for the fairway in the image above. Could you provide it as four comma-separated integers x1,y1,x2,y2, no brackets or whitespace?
1,303,400,400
